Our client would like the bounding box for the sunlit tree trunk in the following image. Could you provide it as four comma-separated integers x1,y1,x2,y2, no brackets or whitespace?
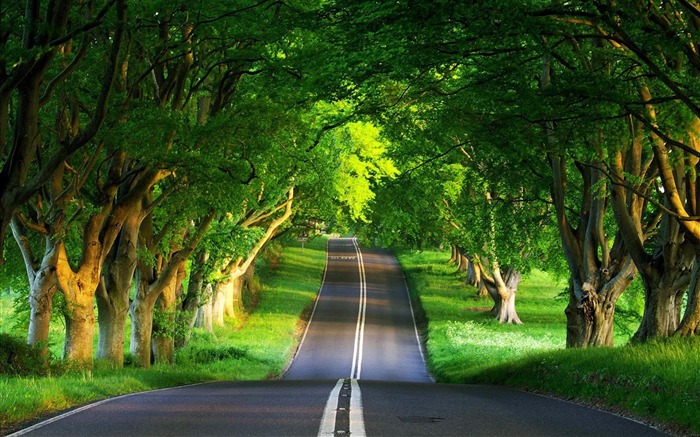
195,283,215,333
626,86,699,340
56,213,110,365
542,51,642,347
465,254,488,297
10,220,59,357
611,154,694,341
129,279,159,368
481,264,522,324
678,251,700,336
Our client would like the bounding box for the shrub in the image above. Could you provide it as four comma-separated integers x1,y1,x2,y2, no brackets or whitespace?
177,345,248,365
0,333,53,376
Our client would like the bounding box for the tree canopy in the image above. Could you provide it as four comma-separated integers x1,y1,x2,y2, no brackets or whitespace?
4,0,700,367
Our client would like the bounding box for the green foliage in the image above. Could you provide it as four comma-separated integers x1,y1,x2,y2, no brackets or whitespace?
0,334,57,377
152,307,176,339
329,121,398,222
615,277,645,338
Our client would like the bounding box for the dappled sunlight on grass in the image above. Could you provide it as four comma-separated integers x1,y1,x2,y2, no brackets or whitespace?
396,248,567,383
397,246,700,435
443,321,560,351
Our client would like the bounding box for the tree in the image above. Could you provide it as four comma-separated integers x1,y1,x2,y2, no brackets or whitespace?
0,0,126,265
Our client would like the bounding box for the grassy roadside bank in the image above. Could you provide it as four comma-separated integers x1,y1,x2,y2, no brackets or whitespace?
0,236,327,435
396,248,700,436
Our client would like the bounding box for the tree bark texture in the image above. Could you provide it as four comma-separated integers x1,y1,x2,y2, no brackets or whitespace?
482,266,522,324
131,210,216,367
129,281,158,368
549,147,641,347
678,253,700,335
10,220,59,355
195,283,215,333
96,210,141,366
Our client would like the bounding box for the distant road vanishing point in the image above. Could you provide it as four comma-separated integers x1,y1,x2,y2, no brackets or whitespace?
9,238,668,437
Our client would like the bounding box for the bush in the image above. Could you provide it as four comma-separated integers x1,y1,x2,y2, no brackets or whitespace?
177,345,248,365
0,333,53,376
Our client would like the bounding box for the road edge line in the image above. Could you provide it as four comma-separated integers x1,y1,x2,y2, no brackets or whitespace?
282,237,331,376
397,255,435,382
6,381,211,437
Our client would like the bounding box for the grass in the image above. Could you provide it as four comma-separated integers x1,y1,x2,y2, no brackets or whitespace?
0,291,13,334
396,247,700,436
0,236,327,434
397,249,568,381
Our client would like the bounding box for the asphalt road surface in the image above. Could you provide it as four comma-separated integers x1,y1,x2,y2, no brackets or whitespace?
9,238,669,437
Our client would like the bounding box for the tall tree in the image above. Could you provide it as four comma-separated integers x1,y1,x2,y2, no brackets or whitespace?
0,0,126,264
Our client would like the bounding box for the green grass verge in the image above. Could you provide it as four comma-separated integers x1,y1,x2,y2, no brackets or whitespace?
0,236,327,434
397,247,699,435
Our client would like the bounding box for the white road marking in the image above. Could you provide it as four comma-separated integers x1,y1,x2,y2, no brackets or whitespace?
349,379,367,437
6,382,210,437
350,237,367,380
317,379,345,436
400,269,434,381
317,379,366,437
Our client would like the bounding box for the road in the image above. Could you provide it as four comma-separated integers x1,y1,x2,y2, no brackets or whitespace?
9,238,668,436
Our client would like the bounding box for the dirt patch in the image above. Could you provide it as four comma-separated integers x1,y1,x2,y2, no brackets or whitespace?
464,307,492,312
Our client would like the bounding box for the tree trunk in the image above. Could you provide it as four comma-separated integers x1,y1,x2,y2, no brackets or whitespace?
565,258,637,347
465,254,488,297
221,277,235,318
195,283,215,332
62,295,96,365
243,258,258,296
449,246,458,264
96,283,128,366
175,297,200,349
456,251,468,272
26,253,58,352
482,267,522,324
231,276,245,318
96,211,140,366
633,275,688,341
564,279,585,348
129,281,158,368
11,220,59,357
566,283,616,348
56,234,107,366
27,258,58,361
212,283,226,327
678,255,700,336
